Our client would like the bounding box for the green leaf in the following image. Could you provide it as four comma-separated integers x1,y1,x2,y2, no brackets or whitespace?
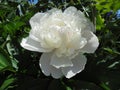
0,47,14,72
11,58,19,71
3,22,15,36
103,48,120,55
66,86,72,90
94,0,120,13
0,75,16,90
96,14,105,30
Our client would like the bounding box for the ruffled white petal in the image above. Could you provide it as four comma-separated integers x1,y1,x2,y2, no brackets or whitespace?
20,37,51,52
30,12,46,23
29,13,49,43
64,6,77,15
30,13,45,27
81,31,99,53
62,54,87,78
50,54,73,69
40,53,63,79
47,8,61,14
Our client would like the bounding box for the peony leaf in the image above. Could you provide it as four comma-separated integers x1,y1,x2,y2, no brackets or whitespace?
0,47,14,72
96,14,105,30
0,75,16,90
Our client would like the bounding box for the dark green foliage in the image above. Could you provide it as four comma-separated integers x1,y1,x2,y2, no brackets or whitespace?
0,0,120,90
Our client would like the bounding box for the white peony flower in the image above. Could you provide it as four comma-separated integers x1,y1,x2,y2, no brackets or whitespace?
21,6,99,79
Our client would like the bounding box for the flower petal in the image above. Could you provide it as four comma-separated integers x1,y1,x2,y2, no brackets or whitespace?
64,6,77,15
81,31,99,53
21,37,51,52
40,53,63,78
30,13,45,26
29,13,48,41
47,8,60,14
50,54,73,69
62,54,87,78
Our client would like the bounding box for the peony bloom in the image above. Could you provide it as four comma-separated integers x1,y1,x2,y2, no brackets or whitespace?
21,6,99,79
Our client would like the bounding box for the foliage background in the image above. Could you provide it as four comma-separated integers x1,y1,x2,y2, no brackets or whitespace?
0,0,120,90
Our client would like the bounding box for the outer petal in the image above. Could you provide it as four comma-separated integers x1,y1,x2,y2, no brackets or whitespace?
30,12,45,27
40,53,63,79
62,54,87,78
84,20,96,32
20,37,51,52
64,6,77,15
47,8,60,14
50,54,73,69
29,13,48,40
81,31,99,53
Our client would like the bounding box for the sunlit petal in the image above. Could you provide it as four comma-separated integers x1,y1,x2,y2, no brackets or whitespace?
81,31,99,53
62,54,87,78
40,53,63,78
21,37,51,52
50,54,73,68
